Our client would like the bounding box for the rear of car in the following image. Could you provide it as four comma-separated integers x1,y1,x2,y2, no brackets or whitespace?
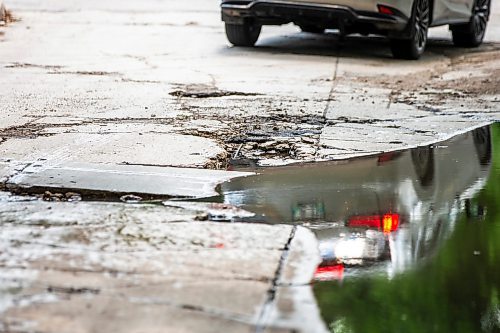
221,0,490,59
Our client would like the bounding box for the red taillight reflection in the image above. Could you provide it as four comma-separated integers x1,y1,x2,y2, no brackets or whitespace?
349,215,381,228
377,152,396,164
348,213,400,233
383,213,399,233
314,264,344,281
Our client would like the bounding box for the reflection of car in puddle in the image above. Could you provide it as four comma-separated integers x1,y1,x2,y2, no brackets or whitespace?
222,127,492,280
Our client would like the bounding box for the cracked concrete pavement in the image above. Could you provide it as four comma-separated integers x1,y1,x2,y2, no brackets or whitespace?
0,194,323,333
0,0,499,332
0,0,498,169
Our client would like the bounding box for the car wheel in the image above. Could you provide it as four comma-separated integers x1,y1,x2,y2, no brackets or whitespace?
411,145,434,187
225,22,261,47
390,0,430,60
450,0,489,47
0,2,6,24
472,126,491,165
299,24,325,34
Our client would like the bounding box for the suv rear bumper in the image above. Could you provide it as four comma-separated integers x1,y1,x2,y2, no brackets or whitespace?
221,0,409,33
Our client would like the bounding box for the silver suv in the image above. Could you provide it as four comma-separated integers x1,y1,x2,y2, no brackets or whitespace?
221,0,490,59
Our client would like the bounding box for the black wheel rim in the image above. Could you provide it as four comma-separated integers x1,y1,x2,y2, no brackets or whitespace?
414,0,429,52
473,0,489,39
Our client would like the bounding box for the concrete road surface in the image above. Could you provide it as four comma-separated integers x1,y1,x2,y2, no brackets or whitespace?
0,0,498,169
0,0,499,332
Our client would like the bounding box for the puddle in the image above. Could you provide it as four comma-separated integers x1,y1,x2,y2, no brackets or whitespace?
220,124,500,332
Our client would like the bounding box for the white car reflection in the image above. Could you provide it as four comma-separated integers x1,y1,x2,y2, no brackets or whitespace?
222,127,492,280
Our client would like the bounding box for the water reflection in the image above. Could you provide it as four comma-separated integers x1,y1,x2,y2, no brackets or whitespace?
223,126,492,277
222,124,500,332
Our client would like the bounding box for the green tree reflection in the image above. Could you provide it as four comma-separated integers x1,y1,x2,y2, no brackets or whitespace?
314,123,500,333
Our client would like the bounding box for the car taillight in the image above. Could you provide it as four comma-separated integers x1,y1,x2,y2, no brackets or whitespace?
377,4,395,15
314,264,344,281
348,213,400,233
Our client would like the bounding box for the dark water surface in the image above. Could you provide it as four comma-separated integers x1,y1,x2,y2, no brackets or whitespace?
221,124,500,333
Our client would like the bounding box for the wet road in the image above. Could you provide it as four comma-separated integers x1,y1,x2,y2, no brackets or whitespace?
0,1,499,332
222,124,500,332
1,123,498,332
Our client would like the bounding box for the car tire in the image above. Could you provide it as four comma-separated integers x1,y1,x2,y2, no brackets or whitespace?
0,2,6,24
411,145,434,187
299,25,325,34
450,0,489,47
472,126,491,165
225,22,261,47
390,0,430,60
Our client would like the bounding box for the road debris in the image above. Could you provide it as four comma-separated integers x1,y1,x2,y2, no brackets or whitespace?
120,194,143,203
42,191,82,202
170,83,260,98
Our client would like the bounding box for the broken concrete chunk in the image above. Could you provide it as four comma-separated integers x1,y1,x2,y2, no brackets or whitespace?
170,83,259,98
8,162,254,198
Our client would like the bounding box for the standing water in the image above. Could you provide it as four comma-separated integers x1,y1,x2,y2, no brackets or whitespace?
221,124,500,333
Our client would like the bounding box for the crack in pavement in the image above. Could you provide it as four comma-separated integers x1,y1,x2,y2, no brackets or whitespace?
4,63,64,70
47,70,122,77
255,226,297,333
315,51,341,159
0,117,178,141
